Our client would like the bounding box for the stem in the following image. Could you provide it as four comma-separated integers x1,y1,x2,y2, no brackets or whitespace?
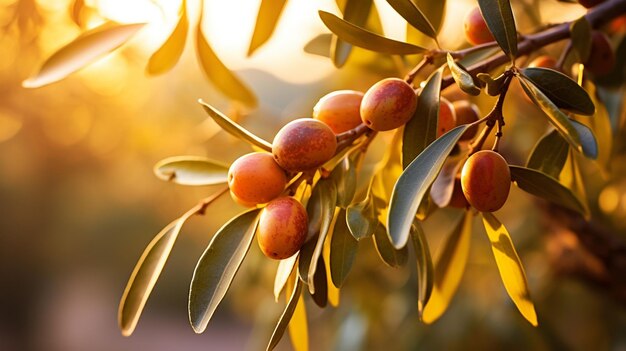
336,123,370,152
468,76,511,155
404,56,431,85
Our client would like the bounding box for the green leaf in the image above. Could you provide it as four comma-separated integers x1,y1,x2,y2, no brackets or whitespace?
411,221,433,316
431,152,466,208
481,212,538,326
518,76,596,158
403,67,443,168
570,16,592,63
146,0,188,75
510,165,589,218
526,129,569,179
423,211,473,324
273,254,298,302
23,22,145,88
306,180,337,293
331,151,360,208
304,33,332,57
477,0,517,59
346,186,378,240
198,100,272,152
332,0,373,67
522,68,595,115
318,11,426,55
569,119,598,160
386,0,437,39
267,276,304,351
311,256,328,308
411,0,446,33
447,53,481,96
373,222,408,267
188,209,261,333
286,272,309,351
388,124,470,249
248,0,288,56
330,208,358,288
153,156,229,186
196,24,257,107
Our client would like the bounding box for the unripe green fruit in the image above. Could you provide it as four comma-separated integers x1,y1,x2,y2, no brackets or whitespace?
438,98,456,137
461,150,511,212
257,197,308,260
452,100,480,141
272,118,337,172
228,152,287,205
464,7,495,45
313,90,364,134
586,31,615,76
360,78,417,131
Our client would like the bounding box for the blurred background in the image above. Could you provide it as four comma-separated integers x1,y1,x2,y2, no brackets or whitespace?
2,0,626,350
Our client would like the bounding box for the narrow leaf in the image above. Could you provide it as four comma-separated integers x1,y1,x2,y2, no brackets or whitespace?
431,152,467,208
477,0,517,59
423,211,473,324
23,22,145,88
388,125,470,249
146,0,188,75
411,0,446,33
386,0,437,39
198,100,272,152
481,212,538,326
153,156,229,186
346,188,377,240
196,25,257,107
323,222,340,307
526,130,569,179
307,180,337,293
411,221,433,316
330,208,358,288
319,11,426,55
403,67,443,168
188,209,261,333
267,274,304,351
331,151,359,208
522,68,595,115
304,33,332,57
332,0,373,67
510,165,589,218
570,16,592,63
373,222,408,267
447,53,481,96
248,0,288,56
311,256,328,308
286,272,309,351
274,254,298,301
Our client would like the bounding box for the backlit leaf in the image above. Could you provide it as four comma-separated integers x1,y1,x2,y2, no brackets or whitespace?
477,0,517,59
306,179,337,293
522,68,594,115
332,0,373,67
248,0,288,56
331,151,360,208
153,156,229,186
274,254,298,302
146,0,188,75
447,53,481,96
526,129,569,179
574,81,612,171
319,11,426,55
481,212,538,326
423,211,473,324
196,23,257,107
510,165,589,218
286,271,309,351
403,67,442,169
198,100,272,152
23,22,145,88
388,125,470,249
386,0,437,39
267,273,304,351
373,222,408,267
323,225,340,307
188,209,261,333
411,0,446,33
330,208,358,288
570,16,592,63
303,33,332,57
346,184,377,240
411,221,433,316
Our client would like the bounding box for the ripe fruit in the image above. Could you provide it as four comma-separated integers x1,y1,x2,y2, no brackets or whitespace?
257,197,308,260
578,0,605,8
228,152,287,205
313,90,364,134
461,150,511,212
464,7,495,45
448,176,470,209
452,100,480,141
585,31,615,76
360,78,417,131
528,55,557,69
272,118,337,172
438,98,456,137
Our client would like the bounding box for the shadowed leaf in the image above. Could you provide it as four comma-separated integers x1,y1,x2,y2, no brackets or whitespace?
306,179,337,293
274,254,298,302
477,0,517,59
330,208,358,287
570,16,592,63
386,0,437,39
267,274,304,351
526,129,569,179
346,184,377,240
153,156,229,186
332,0,373,67
411,0,446,33
331,151,360,208
373,222,408,267
431,152,467,208
447,53,481,96
411,221,433,316
146,0,188,75
522,68,594,115
304,33,332,57
248,0,288,56
286,271,308,351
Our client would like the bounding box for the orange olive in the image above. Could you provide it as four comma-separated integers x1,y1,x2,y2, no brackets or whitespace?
448,176,470,209
528,55,557,70
228,152,287,205
586,31,615,76
360,78,417,131
461,150,511,212
272,118,337,172
464,7,495,46
313,90,364,134
257,197,308,260
452,100,480,141
438,98,456,137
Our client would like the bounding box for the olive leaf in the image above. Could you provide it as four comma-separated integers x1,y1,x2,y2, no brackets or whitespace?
477,0,518,59
304,33,332,57
570,16,592,63
330,208,358,288
411,221,433,316
386,0,437,39
481,212,538,326
146,0,188,75
388,124,470,249
153,156,229,186
346,183,378,240
23,22,145,88
273,254,298,302
318,11,426,55
403,67,443,169
373,222,408,267
431,152,467,208
332,0,374,67
423,211,473,324
510,165,590,218
522,68,595,115
198,100,272,152
188,209,261,333
267,273,304,351
478,72,506,96
286,272,309,351
411,0,446,33
331,151,360,208
447,53,481,96
576,81,612,171
248,0,288,56
526,129,569,179
311,256,328,308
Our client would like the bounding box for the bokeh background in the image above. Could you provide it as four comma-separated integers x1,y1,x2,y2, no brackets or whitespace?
2,0,626,350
